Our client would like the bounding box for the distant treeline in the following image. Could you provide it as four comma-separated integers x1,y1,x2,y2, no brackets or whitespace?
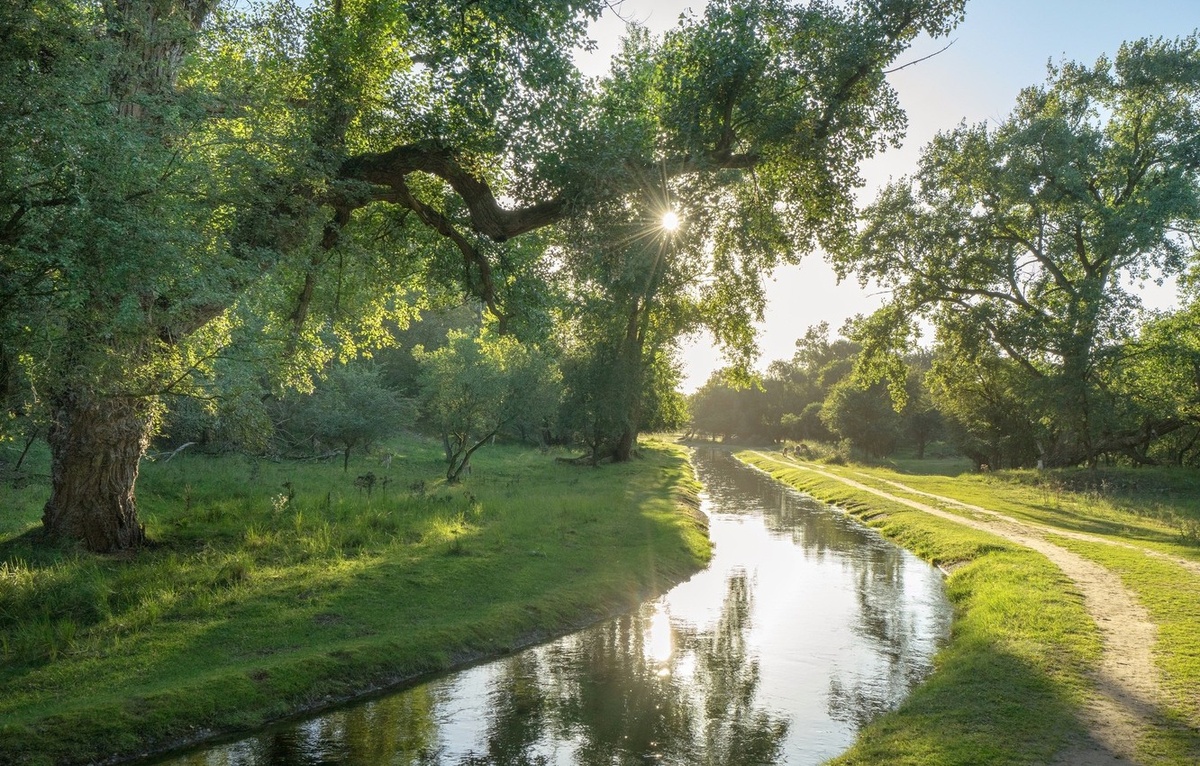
690,303,1200,470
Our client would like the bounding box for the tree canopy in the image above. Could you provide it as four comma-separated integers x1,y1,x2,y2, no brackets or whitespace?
1,0,965,550
837,34,1200,466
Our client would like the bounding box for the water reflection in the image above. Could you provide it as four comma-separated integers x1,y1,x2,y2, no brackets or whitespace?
157,451,951,766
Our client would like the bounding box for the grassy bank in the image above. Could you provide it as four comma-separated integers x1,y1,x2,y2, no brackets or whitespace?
806,458,1200,757
734,451,1106,764
740,450,1200,764
0,438,711,766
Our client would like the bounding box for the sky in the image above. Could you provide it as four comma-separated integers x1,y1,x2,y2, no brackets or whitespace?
573,0,1199,391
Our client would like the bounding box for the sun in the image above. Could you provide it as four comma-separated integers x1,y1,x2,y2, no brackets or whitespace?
661,210,681,232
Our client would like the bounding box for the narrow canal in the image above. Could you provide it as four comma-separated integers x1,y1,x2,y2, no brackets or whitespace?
159,449,952,765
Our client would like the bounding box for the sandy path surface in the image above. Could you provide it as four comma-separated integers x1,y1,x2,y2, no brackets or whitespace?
749,453,1170,765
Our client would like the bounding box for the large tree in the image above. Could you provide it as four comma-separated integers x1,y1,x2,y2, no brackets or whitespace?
3,0,964,551
839,35,1200,466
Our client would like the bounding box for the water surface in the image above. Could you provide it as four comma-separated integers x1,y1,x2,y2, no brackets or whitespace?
159,449,952,765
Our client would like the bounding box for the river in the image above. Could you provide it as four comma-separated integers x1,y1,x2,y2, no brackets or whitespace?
156,449,952,765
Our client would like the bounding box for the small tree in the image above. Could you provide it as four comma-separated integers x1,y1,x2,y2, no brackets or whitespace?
291,365,414,472
416,332,560,481
820,379,902,459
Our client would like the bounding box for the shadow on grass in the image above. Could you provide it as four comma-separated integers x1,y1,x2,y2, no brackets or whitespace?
833,637,1099,765
0,443,707,766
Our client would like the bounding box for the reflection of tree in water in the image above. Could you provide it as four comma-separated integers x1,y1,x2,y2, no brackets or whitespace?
547,573,787,766
537,610,697,765
457,571,789,766
459,652,550,765
178,685,440,766
827,546,944,730
694,451,947,735
685,572,789,765
335,687,440,765
171,570,786,766
700,452,873,562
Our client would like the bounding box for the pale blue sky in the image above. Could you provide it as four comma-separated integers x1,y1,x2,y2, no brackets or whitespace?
576,0,1198,389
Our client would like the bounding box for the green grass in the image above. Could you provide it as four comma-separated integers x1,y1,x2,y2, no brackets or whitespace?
742,450,1200,764
0,437,710,766
1048,535,1200,764
739,452,1102,765
868,458,1200,555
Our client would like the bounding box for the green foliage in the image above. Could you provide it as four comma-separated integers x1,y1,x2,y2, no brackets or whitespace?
554,336,632,461
688,369,765,441
548,221,689,460
530,0,962,461
416,331,560,480
639,350,690,433
925,350,1040,469
4,0,966,550
1113,296,1200,465
820,379,902,458
158,385,276,455
378,305,482,397
838,34,1200,467
283,363,414,470
689,322,938,459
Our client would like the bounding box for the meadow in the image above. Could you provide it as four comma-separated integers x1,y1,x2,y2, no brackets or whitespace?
0,438,711,765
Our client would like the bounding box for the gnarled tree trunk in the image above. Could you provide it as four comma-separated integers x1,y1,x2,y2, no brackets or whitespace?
36,0,212,553
42,390,153,552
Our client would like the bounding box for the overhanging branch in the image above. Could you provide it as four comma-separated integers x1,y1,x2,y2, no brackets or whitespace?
340,141,567,241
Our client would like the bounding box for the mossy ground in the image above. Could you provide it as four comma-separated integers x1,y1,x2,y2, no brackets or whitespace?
0,437,710,766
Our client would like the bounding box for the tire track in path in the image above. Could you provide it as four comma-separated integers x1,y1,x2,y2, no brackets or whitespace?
748,452,1167,765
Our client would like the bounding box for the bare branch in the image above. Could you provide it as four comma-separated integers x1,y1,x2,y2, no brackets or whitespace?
883,39,956,75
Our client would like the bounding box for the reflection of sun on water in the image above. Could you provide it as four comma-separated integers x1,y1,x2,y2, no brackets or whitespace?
645,604,674,673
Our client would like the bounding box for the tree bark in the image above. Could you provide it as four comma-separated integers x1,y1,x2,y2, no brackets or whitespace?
36,0,212,553
42,390,152,552
612,425,638,463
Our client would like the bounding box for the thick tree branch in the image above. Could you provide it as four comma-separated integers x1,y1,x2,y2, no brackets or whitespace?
997,223,1078,298
340,141,568,241
340,140,760,243
388,177,509,325
943,295,1045,379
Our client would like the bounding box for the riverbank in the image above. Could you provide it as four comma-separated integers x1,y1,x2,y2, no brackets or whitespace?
0,439,711,766
738,450,1200,765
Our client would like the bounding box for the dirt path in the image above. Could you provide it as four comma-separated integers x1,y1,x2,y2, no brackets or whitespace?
850,469,1200,578
749,453,1167,765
